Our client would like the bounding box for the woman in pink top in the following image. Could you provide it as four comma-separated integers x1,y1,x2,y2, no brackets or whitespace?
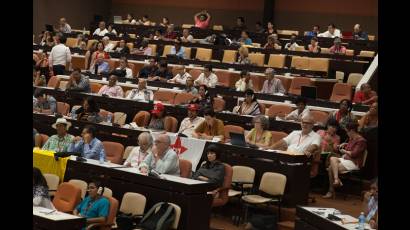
194,10,211,29
329,37,346,54
316,119,340,153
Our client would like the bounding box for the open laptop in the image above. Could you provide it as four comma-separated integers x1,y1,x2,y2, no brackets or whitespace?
113,16,123,24
230,132,258,149
301,86,317,100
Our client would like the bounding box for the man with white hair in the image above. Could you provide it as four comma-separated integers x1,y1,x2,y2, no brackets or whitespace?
102,36,115,52
260,68,285,94
59,18,72,33
168,65,192,84
353,24,368,40
89,53,110,75
139,134,180,176
270,115,321,156
93,21,108,36
124,132,153,167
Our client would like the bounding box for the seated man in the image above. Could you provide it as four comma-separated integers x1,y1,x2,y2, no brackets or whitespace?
270,116,321,156
139,134,180,176
124,132,153,167
126,78,153,101
260,68,285,95
73,180,110,226
284,33,300,51
318,23,342,38
168,65,192,84
364,178,378,229
68,125,106,161
138,57,159,79
33,88,57,114
353,83,378,105
93,21,108,36
89,53,110,75
192,108,225,141
170,38,186,59
97,75,124,98
285,96,310,122
178,104,205,137
42,118,74,152
235,70,253,92
148,61,173,82
194,64,218,88
114,57,133,78
353,24,368,40
66,68,91,93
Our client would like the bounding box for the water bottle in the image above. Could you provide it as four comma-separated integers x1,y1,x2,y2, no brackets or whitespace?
106,113,112,124
358,212,365,230
99,155,105,164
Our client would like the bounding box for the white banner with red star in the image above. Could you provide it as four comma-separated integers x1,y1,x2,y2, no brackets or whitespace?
151,132,207,172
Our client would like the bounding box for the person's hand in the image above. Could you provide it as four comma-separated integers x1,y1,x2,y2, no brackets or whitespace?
125,162,131,167
303,150,312,157
83,133,92,144
369,219,377,229
73,136,82,143
140,167,148,174
198,176,209,181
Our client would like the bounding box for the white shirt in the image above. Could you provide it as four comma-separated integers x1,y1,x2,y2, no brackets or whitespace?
170,72,192,84
126,89,154,101
124,146,152,168
235,78,254,92
194,73,218,88
60,23,72,33
93,28,109,36
180,35,194,42
318,29,342,38
283,130,321,154
178,116,205,136
104,43,116,52
285,42,299,51
49,43,71,66
116,67,133,78
285,108,310,121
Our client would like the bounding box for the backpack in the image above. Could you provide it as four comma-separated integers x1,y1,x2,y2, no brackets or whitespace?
138,202,176,230
116,211,136,230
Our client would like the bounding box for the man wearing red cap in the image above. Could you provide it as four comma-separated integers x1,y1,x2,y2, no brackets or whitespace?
148,103,166,130
178,104,205,136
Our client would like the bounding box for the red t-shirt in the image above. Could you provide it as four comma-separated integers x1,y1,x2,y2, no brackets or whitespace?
195,17,210,29
353,91,377,105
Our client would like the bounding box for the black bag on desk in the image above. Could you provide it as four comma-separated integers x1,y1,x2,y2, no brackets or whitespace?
138,202,175,230
249,214,278,230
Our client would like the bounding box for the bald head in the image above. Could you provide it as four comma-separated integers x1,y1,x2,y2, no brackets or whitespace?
157,134,171,145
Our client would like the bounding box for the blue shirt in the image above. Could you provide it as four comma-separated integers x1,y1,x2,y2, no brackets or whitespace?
171,46,186,59
68,137,105,160
306,31,318,37
33,96,57,114
244,38,252,45
91,61,110,74
76,196,110,219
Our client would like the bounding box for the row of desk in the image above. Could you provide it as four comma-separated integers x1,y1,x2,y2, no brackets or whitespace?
33,113,310,208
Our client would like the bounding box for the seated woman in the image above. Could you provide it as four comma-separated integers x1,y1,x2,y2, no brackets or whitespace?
237,46,251,65
245,115,272,148
114,39,130,55
148,103,166,130
328,99,355,131
316,119,341,154
73,97,103,123
364,178,378,229
68,125,106,160
233,89,261,116
358,102,378,132
190,85,211,109
73,180,110,227
263,35,281,50
308,37,321,53
192,144,225,187
285,96,310,122
124,132,153,167
91,41,110,64
323,122,367,199
353,83,378,105
235,70,253,92
33,167,55,209
130,39,152,56
329,37,346,55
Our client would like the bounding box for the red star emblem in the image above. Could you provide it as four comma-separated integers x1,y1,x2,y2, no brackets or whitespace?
171,136,187,155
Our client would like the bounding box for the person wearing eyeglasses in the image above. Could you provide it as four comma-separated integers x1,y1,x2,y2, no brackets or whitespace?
245,115,272,148
73,181,110,227
139,134,180,176
270,115,321,156
124,132,153,167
